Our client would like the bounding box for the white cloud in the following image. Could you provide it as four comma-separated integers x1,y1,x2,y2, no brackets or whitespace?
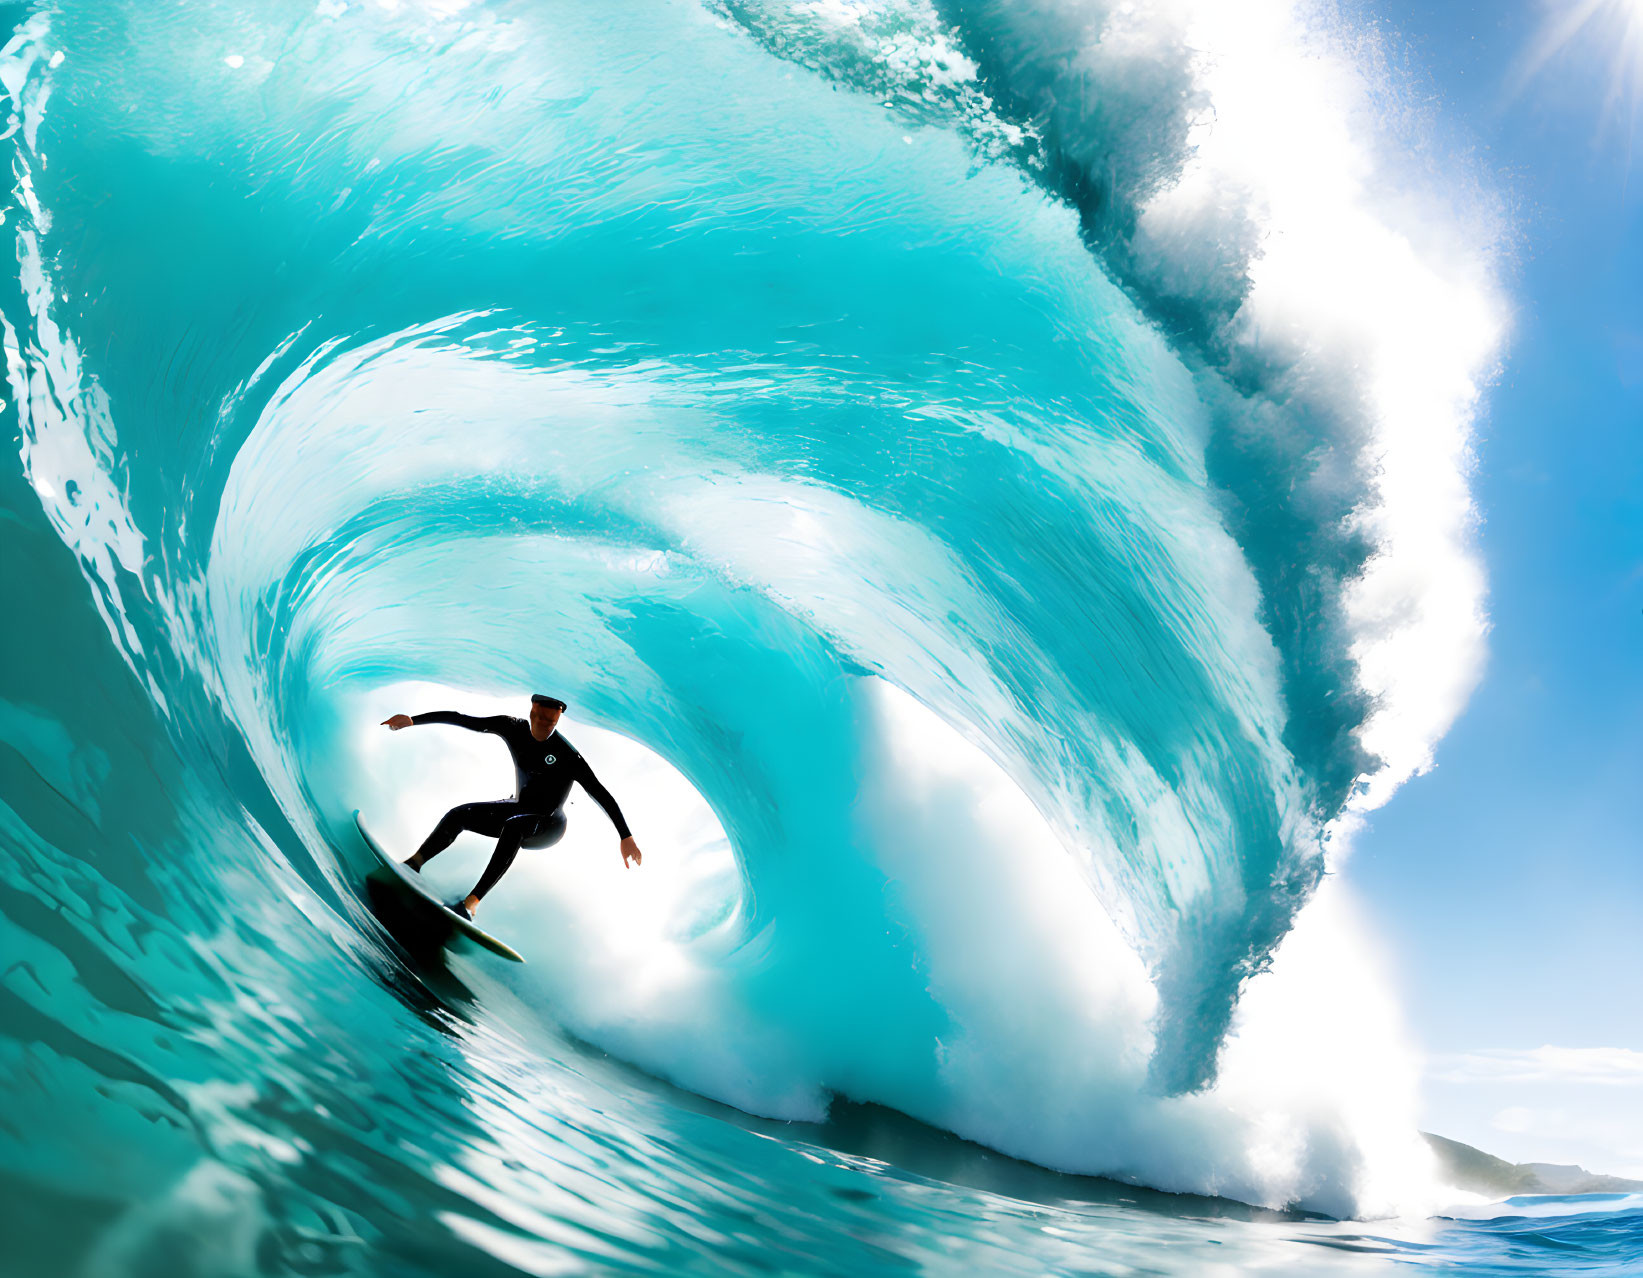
1430,1046,1643,1086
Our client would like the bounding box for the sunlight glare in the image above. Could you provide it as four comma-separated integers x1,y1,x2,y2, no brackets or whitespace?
1517,0,1643,133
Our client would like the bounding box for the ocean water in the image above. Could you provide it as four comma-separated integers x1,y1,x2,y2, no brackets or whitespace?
3,0,1639,1274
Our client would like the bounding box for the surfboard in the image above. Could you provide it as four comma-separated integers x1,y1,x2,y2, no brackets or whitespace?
354,809,525,963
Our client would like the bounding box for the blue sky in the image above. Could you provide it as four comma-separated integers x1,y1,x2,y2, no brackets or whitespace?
1345,0,1643,1173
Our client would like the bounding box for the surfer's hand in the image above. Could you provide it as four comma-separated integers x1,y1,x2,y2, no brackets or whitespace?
620,837,642,869
381,714,413,730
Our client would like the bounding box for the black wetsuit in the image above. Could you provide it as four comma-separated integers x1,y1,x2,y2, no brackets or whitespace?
408,712,630,899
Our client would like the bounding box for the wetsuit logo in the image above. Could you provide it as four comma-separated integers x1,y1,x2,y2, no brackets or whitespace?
546,755,556,764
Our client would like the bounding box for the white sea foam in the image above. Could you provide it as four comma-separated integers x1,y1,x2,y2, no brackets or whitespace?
338,677,1438,1216
1150,0,1506,811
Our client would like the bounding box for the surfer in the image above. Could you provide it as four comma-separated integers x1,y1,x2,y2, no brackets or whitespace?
380,694,641,919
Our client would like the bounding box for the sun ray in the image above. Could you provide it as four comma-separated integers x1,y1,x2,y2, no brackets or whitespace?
1513,0,1643,137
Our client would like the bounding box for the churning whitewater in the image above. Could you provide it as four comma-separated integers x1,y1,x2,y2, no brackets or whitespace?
1,0,1527,1269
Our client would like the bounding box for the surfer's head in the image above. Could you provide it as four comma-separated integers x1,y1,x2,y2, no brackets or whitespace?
529,693,566,739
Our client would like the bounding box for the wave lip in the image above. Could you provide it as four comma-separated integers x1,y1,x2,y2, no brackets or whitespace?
942,0,1507,810
723,0,1507,1090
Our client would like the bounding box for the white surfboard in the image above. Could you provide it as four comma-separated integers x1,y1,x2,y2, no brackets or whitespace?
354,809,525,963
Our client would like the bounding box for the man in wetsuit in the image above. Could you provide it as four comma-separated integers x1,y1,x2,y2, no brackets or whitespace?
380,694,641,920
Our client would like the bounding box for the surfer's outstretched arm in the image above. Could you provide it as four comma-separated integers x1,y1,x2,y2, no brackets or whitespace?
380,711,512,733
574,758,642,868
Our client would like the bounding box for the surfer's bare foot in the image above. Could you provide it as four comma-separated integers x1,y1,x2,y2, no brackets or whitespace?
462,894,480,917
402,855,423,873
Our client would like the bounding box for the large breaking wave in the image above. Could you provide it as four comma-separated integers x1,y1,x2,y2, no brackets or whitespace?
2,0,1504,1230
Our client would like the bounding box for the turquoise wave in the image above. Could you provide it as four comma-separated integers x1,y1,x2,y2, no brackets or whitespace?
6,3,1609,1274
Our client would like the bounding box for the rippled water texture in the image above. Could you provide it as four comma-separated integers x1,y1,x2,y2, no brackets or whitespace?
4,0,1639,1274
